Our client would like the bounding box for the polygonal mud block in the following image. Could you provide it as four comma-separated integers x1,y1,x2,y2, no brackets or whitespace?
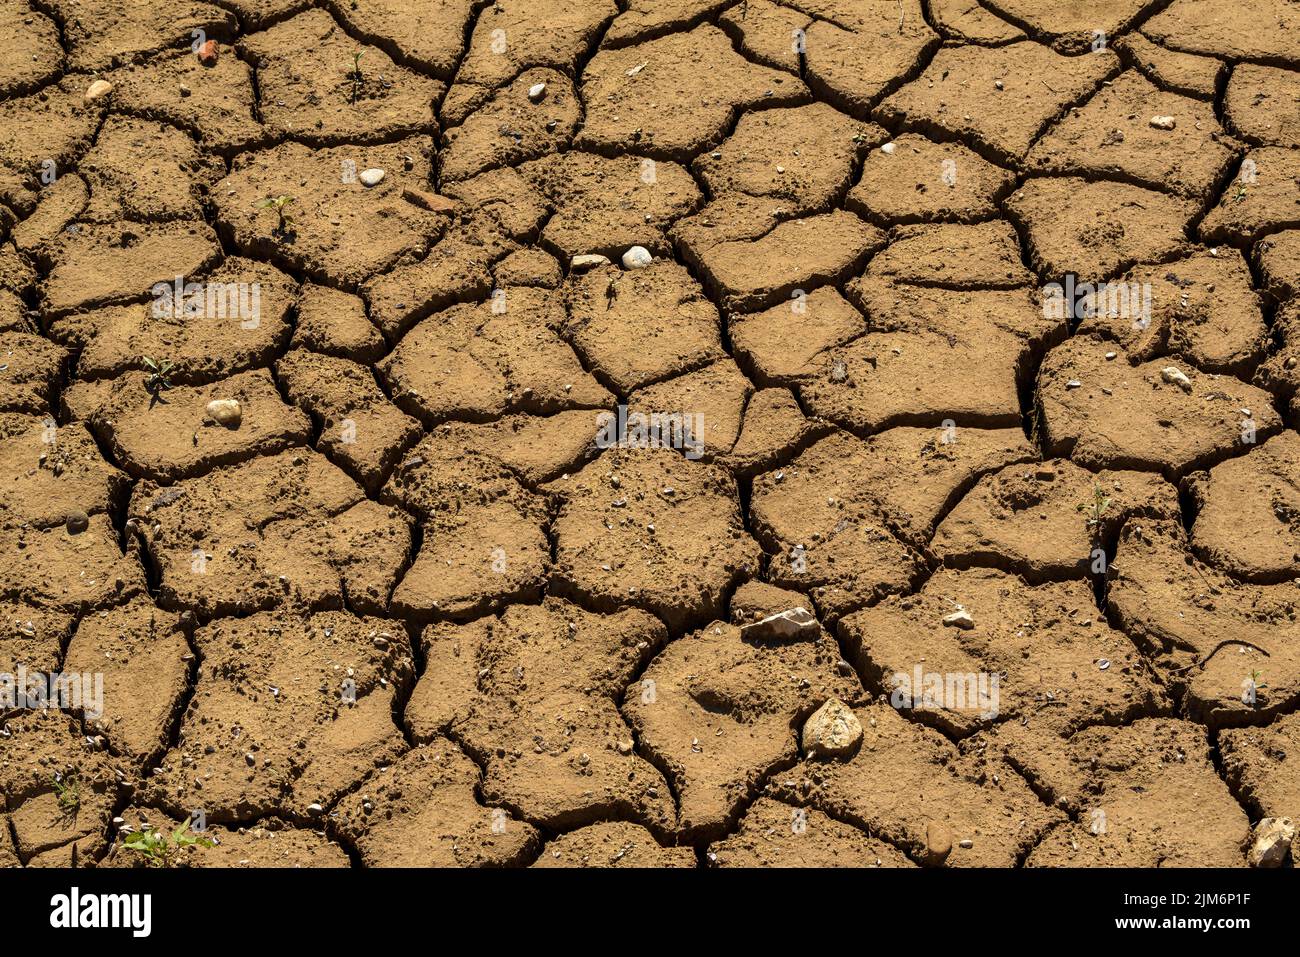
90,368,311,483
839,568,1170,739
520,151,701,261
687,210,885,313
52,257,297,386
0,514,146,613
932,458,1179,580
276,348,423,495
798,285,1058,436
1108,519,1300,727
1200,148,1300,246
564,260,726,395
1027,71,1232,199
624,618,862,841
547,448,761,631
767,702,1063,867
878,41,1118,164
983,0,1153,54
533,821,696,868
708,797,914,868
692,102,881,215
1037,337,1282,478
214,137,446,288
129,449,410,617
0,711,122,867
862,220,1032,289
43,0,234,72
799,0,940,116
1076,248,1266,378
928,0,1025,45
77,116,224,223
0,601,73,676
576,24,808,161
1186,431,1300,584
1021,719,1250,867
0,77,99,180
332,739,540,867
848,135,1017,225
1144,0,1300,67
238,9,443,145
379,286,610,425
42,221,222,318
362,220,512,340
718,0,812,74
105,46,266,154
325,0,478,80
1220,711,1300,821
0,413,120,530
290,285,385,363
391,499,549,622
1007,177,1196,281
1113,32,1222,99
440,69,580,182
0,0,62,98
1225,64,1300,147
143,609,414,823
64,597,191,766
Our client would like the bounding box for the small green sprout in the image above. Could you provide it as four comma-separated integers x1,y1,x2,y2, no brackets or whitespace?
350,51,365,104
256,194,296,238
122,821,215,868
142,355,174,397
1076,481,1111,536
52,772,80,819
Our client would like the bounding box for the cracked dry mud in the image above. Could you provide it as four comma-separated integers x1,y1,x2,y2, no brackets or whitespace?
0,0,1297,871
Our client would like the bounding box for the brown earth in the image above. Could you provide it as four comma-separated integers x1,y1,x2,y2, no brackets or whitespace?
0,0,1295,871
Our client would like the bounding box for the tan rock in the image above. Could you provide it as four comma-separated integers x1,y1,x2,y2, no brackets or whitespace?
1247,817,1294,868
923,820,953,867
802,697,863,759
740,607,819,642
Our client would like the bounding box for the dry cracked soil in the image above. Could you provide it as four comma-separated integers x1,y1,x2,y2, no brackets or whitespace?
0,0,1298,870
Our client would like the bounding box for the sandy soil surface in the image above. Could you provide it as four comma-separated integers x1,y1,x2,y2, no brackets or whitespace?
0,0,1297,869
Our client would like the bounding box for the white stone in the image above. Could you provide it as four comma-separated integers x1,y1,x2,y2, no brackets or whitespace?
942,609,975,630
621,246,653,269
740,606,819,641
880,142,896,155
205,399,243,428
527,82,547,102
1160,366,1192,392
358,167,386,187
1149,115,1176,130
